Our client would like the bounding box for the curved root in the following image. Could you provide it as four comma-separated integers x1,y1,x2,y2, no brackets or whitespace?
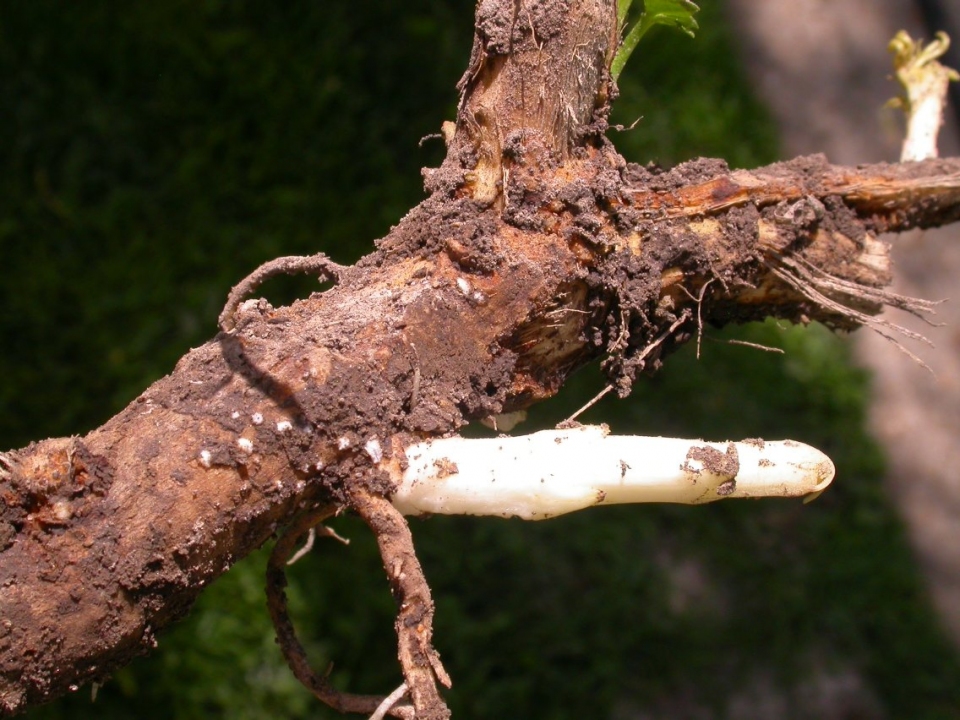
266,505,415,718
347,487,452,720
219,253,344,331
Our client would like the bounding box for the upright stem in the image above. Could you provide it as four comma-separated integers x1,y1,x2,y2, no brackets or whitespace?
452,0,618,203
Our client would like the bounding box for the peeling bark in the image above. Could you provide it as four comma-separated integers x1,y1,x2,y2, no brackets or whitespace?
3,1,960,717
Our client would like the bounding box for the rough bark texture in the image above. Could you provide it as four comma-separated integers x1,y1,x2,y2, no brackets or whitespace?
3,1,960,717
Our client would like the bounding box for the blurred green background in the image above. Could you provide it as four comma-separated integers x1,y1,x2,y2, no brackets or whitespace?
3,2,959,718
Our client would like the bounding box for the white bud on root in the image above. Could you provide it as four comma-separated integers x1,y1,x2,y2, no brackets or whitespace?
390,426,834,521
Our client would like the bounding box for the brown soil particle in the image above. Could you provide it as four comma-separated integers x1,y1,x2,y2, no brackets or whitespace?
685,443,741,480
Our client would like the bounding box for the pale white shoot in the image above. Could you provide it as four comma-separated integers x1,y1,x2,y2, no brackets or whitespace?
390,425,834,521
888,30,959,162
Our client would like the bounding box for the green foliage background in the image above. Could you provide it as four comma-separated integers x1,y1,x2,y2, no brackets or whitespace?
2,2,959,717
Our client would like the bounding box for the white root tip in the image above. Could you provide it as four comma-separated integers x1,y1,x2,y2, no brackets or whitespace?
390,426,834,521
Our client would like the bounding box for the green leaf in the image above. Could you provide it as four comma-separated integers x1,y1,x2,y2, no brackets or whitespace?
611,0,699,81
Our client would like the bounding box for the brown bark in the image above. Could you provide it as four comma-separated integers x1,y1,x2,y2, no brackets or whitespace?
3,1,960,717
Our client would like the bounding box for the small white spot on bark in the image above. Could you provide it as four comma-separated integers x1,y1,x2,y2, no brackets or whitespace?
237,437,253,454
252,412,264,425
338,436,352,450
53,499,72,522
365,437,383,463
277,420,292,432
456,277,472,296
199,449,213,468
231,411,240,419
